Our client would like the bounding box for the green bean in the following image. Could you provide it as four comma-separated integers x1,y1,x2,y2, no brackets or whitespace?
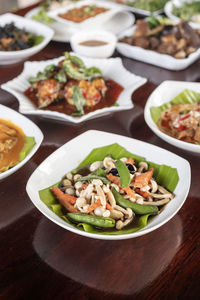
67,213,115,228
75,175,110,184
115,159,130,187
92,168,107,177
112,188,158,215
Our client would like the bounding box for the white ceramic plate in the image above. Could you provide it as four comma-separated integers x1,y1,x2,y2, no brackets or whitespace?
26,130,191,240
144,80,200,153
0,105,43,180
25,6,134,41
164,0,200,29
106,0,164,16
1,55,146,124
117,25,200,70
0,13,54,65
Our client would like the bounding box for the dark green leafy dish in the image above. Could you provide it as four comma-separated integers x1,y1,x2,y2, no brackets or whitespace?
39,144,179,235
172,1,200,23
127,0,169,12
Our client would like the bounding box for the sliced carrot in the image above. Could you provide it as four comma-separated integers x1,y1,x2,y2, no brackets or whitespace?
87,199,101,213
135,188,151,199
82,184,88,190
51,187,78,212
122,187,136,199
106,202,112,210
126,158,135,165
107,173,120,185
134,168,154,189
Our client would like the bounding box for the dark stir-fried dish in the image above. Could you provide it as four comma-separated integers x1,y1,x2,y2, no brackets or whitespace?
59,5,109,23
158,102,200,144
0,23,43,51
120,16,200,58
25,52,123,116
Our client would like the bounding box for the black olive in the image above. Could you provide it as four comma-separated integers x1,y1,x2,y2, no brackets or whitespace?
107,168,119,177
126,163,136,174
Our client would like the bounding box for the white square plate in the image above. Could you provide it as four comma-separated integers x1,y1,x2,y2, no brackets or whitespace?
144,80,200,153
0,13,54,65
1,55,146,123
26,130,191,240
117,25,200,70
0,105,43,180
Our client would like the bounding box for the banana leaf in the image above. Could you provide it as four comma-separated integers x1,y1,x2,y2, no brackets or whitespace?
150,89,200,124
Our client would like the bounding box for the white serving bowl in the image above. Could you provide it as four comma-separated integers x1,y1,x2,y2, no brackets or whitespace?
48,0,121,30
144,80,200,153
1,54,146,123
70,30,117,58
117,23,200,70
26,130,191,240
0,105,43,180
0,13,54,65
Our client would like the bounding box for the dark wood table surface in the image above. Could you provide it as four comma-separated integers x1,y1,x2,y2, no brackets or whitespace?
1,5,200,300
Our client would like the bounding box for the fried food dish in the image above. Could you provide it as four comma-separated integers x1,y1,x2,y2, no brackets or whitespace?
120,16,200,59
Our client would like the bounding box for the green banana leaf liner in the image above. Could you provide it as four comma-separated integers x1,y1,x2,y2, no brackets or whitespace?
39,143,179,235
150,89,200,124
3,136,35,172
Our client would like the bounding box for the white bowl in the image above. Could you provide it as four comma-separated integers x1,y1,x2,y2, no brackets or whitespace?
48,0,121,30
144,80,200,153
26,130,191,240
70,30,117,58
0,105,43,180
1,54,147,123
0,13,54,65
164,0,200,29
117,24,200,70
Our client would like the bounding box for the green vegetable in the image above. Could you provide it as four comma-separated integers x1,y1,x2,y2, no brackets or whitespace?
148,14,174,29
19,136,36,161
75,174,110,185
115,159,130,187
67,213,115,228
92,168,107,177
112,188,158,215
172,1,200,22
54,69,67,83
29,64,58,84
32,35,44,46
32,7,55,24
150,89,200,124
128,0,169,12
85,67,102,81
72,86,85,115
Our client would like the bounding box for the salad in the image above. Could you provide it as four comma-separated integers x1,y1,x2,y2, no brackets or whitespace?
25,52,123,117
151,89,200,144
39,144,178,235
172,1,200,24
0,119,35,173
110,0,169,12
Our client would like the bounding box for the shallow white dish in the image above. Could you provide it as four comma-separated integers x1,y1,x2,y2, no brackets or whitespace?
106,0,164,16
164,0,200,29
48,0,121,29
70,30,117,58
0,105,43,180
1,54,146,124
26,130,191,240
117,25,200,70
0,13,54,65
25,6,134,42
144,80,200,153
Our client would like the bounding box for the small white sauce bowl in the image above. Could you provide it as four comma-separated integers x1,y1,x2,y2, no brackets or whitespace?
70,30,117,58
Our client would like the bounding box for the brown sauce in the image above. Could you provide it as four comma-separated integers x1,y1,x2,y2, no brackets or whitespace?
79,40,108,47
24,79,123,116
0,119,25,172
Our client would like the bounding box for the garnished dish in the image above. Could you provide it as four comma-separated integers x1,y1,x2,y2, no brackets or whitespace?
0,119,35,173
119,15,200,59
59,5,109,23
172,1,200,24
125,0,168,12
151,89,200,144
0,22,43,51
39,143,178,235
24,52,123,117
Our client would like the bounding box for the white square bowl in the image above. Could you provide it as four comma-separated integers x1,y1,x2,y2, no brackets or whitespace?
1,55,146,123
117,25,200,70
0,13,54,65
26,130,191,240
0,105,43,180
144,80,200,153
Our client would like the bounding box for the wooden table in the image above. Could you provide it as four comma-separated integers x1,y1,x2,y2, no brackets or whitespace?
1,5,200,300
